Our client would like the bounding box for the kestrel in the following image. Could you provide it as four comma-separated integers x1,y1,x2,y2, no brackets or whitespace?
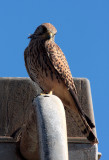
24,23,98,143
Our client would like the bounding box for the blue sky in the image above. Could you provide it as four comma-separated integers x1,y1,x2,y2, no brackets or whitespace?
0,0,109,159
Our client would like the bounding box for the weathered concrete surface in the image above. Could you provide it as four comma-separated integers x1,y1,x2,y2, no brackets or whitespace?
0,137,23,160
0,77,100,160
68,143,98,160
0,77,96,138
0,143,20,160
32,95,68,160
0,77,41,136
19,107,40,160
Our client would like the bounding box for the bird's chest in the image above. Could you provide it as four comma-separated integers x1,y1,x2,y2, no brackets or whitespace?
28,48,60,92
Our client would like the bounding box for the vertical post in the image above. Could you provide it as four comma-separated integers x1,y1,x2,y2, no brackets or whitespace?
33,95,68,160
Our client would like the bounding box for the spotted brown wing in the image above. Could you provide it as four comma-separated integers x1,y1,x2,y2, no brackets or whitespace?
45,41,77,94
24,47,36,82
45,41,95,130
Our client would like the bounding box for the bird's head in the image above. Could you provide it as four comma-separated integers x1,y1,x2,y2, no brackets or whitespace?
28,23,57,41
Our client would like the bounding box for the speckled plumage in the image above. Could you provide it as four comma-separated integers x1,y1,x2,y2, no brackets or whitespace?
24,23,98,143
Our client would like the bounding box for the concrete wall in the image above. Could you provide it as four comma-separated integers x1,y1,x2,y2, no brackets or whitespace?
0,78,100,160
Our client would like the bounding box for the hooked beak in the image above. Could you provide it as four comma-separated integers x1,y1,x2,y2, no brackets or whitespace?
46,31,55,40
48,31,54,38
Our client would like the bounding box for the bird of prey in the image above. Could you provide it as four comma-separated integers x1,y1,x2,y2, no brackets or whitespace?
24,23,98,143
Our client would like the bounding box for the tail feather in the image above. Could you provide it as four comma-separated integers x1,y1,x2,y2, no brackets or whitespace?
87,131,98,143
69,87,98,144
84,114,95,129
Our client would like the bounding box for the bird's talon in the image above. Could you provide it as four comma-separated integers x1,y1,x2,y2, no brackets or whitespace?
48,91,53,95
40,93,46,95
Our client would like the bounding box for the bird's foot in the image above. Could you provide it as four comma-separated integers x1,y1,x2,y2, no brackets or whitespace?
40,91,53,96
40,92,47,96
48,91,53,95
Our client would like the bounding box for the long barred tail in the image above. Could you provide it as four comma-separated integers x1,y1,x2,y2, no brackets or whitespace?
72,111,98,143
69,87,98,144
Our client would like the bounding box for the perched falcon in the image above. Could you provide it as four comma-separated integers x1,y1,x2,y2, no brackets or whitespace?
24,23,98,143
